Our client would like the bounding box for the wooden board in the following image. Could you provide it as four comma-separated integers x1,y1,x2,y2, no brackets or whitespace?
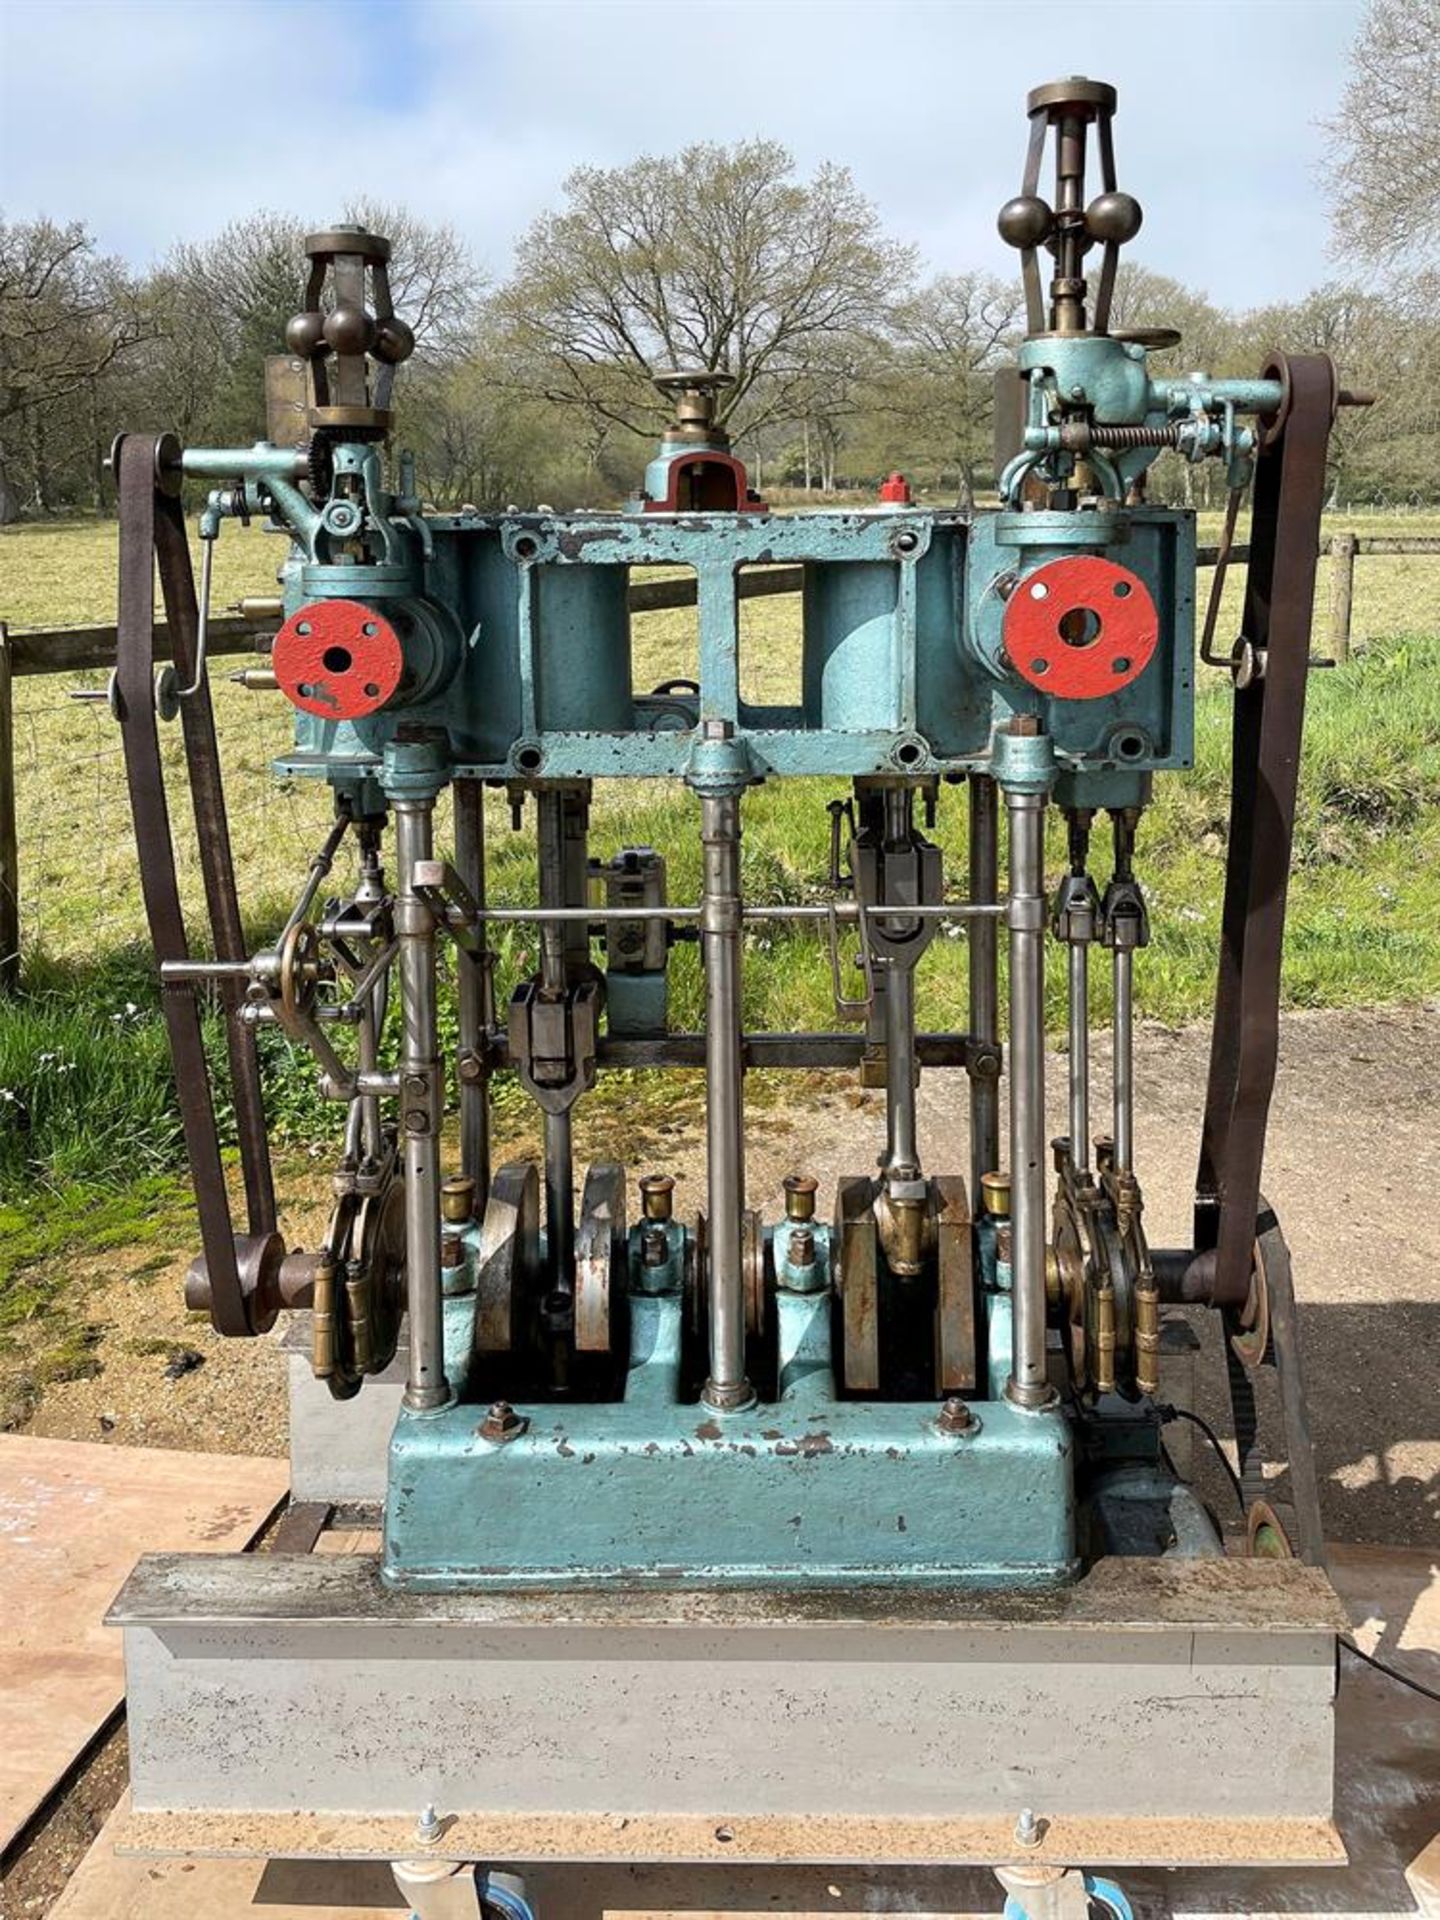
0,1435,287,1851
49,1819,403,1919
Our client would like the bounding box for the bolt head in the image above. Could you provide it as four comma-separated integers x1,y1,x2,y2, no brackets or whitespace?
1014,1805,1041,1847
479,1400,526,1443
937,1396,975,1435
788,1226,816,1267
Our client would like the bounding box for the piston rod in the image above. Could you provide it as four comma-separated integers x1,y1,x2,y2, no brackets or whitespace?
700,790,752,1412
884,966,920,1177
1113,946,1134,1174
1069,941,1091,1174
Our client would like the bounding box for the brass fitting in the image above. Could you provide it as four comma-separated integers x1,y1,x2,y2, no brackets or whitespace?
311,1256,338,1381
1092,1283,1116,1394
1134,1279,1161,1397
783,1174,818,1222
877,1183,933,1276
441,1175,475,1224
981,1170,1012,1217
639,1173,675,1222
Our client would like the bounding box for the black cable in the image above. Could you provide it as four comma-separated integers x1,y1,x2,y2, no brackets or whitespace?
1155,1403,1246,1514
1340,1635,1440,1707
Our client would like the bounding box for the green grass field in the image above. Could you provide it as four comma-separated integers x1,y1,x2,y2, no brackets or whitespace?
1,508,1438,1398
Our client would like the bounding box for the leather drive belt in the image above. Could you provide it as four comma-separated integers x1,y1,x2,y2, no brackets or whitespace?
1195,354,1336,1309
114,434,279,1336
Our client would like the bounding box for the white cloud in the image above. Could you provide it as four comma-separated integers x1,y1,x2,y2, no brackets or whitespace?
1,0,1362,309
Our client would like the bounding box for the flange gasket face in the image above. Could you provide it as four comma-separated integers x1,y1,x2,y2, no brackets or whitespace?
272,598,403,720
1003,555,1158,699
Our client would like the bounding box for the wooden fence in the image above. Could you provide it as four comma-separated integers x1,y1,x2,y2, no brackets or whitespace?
2,531,1437,989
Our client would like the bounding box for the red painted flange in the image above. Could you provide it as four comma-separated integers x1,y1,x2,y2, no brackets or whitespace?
272,599,403,721
1002,555,1158,700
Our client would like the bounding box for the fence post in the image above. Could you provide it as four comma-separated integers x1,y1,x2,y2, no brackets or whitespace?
0,623,17,990
1329,531,1357,665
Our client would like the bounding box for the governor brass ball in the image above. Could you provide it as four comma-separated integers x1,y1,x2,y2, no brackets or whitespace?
373,316,416,365
997,194,1054,248
323,303,377,356
284,310,327,359
1085,191,1143,243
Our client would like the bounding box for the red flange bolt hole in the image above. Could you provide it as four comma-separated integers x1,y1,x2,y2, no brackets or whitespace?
1002,555,1158,700
272,599,404,721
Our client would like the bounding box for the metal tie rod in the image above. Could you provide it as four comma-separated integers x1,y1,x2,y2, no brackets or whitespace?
445,901,1009,925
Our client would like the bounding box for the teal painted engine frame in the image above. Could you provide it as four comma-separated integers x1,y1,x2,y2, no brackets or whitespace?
274,502,1194,802
384,1218,1077,1591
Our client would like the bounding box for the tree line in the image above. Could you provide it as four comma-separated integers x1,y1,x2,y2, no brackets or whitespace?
2,0,1434,526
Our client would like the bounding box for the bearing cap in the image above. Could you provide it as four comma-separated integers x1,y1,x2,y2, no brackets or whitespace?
1003,556,1157,700
272,599,403,720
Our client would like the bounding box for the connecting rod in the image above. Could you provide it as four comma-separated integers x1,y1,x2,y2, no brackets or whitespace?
453,778,491,1215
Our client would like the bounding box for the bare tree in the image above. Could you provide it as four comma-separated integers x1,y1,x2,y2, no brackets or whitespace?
138,207,484,450
1327,0,1440,272
0,219,146,521
493,140,915,453
1235,282,1411,505
345,200,484,359
876,273,1023,504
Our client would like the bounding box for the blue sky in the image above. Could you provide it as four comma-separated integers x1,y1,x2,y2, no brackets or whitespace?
1,0,1363,310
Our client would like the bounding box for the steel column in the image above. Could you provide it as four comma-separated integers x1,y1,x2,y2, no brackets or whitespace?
1006,788,1052,1408
395,797,449,1412
968,775,1000,1199
700,789,752,1411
